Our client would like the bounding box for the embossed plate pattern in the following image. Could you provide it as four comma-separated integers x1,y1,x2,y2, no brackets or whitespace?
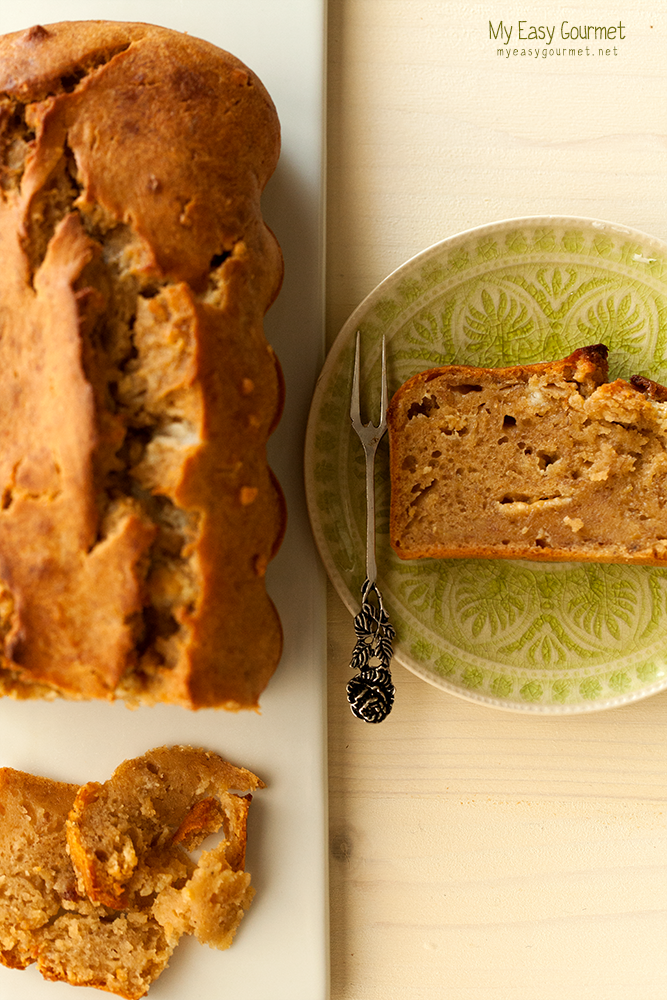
306,217,667,712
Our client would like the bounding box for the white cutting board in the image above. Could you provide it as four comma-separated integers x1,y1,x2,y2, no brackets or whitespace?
0,2,328,999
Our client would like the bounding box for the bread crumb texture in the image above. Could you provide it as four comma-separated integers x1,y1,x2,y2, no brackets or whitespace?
388,344,667,563
0,745,263,997
0,22,286,708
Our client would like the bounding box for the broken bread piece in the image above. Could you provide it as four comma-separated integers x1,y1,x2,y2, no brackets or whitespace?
67,745,262,910
151,843,254,950
0,20,286,709
388,344,667,563
0,746,262,997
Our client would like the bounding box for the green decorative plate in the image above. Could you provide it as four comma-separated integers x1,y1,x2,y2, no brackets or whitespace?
306,217,667,712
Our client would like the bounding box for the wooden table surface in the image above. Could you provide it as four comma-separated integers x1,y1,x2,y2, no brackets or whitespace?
323,3,667,998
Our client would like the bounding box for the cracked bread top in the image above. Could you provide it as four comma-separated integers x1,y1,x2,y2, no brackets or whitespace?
388,345,667,564
0,21,285,708
0,20,282,290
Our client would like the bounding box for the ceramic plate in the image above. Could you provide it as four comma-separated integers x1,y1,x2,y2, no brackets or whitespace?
306,216,667,713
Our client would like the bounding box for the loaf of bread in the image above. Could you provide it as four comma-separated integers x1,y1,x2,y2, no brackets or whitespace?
0,21,285,709
388,344,667,563
0,746,262,998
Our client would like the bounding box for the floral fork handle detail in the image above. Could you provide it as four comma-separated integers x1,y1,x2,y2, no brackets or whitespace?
347,333,395,723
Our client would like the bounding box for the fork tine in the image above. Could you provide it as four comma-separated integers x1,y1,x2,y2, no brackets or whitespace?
380,335,388,426
350,331,362,427
351,332,389,433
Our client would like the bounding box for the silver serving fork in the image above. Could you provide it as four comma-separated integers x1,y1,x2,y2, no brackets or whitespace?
347,333,395,723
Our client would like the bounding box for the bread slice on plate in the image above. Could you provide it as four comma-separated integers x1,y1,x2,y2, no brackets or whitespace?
388,344,667,564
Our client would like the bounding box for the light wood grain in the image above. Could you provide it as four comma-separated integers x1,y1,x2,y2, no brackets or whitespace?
325,2,667,997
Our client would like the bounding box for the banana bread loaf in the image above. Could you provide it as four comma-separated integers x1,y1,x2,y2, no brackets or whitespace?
0,746,262,998
0,21,285,709
388,344,667,563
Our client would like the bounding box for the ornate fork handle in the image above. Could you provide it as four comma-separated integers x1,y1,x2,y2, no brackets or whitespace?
347,333,395,723
347,579,395,723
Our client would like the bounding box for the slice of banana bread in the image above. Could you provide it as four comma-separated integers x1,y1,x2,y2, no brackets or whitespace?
0,767,82,970
388,344,667,563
